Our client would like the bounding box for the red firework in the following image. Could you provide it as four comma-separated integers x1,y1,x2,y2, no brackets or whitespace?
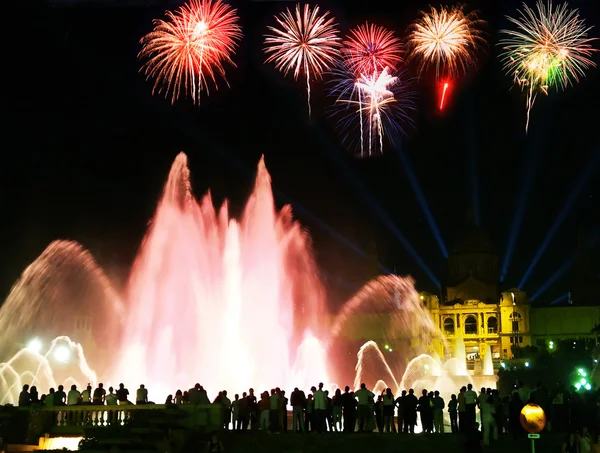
139,0,242,104
342,23,403,75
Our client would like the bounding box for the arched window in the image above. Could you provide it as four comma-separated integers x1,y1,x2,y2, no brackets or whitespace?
487,316,498,334
443,318,455,335
465,316,478,335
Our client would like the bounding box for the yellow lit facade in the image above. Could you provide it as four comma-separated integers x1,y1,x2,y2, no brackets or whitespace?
420,210,532,363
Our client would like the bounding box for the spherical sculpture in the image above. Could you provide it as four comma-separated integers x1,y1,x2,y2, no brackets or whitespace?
520,403,546,433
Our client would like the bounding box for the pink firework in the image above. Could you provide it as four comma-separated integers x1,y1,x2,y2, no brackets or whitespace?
264,3,341,117
342,23,403,75
139,0,242,104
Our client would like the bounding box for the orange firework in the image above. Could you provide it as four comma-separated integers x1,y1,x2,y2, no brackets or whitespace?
407,5,486,78
139,0,242,104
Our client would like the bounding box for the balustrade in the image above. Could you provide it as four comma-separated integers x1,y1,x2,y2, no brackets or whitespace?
16,404,222,436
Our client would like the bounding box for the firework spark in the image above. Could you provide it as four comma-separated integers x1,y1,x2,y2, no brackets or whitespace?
139,0,242,104
500,1,597,132
342,23,403,75
439,81,450,110
407,5,485,78
329,63,415,156
264,4,341,117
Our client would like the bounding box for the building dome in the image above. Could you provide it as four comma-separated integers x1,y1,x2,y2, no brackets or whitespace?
450,207,496,254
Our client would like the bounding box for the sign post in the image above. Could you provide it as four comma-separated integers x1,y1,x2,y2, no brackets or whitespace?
520,404,546,453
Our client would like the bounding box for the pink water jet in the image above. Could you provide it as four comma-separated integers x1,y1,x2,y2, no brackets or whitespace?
115,153,328,396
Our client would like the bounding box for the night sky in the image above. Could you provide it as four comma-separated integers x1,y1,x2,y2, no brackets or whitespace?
4,0,599,309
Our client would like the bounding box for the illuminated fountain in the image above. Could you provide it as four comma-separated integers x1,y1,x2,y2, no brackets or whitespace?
482,343,494,376
0,152,496,407
332,275,497,404
0,153,329,403
115,153,329,396
0,336,97,405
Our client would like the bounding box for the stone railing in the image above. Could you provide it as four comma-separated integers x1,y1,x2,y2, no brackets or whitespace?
15,404,223,438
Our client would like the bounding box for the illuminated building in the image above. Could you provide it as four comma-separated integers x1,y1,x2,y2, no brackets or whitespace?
420,209,531,365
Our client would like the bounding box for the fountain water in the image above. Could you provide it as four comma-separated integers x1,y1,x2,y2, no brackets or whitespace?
454,335,468,376
114,153,328,396
0,241,124,368
482,343,494,376
0,154,329,403
0,153,497,406
0,336,97,405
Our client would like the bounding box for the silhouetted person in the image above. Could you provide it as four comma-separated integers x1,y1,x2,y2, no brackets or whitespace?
433,391,445,433
269,389,280,432
313,384,326,433
136,384,148,405
29,386,39,404
509,392,524,440
464,384,477,428
305,394,314,432
220,390,232,430
395,390,407,433
106,387,118,405
383,388,395,433
45,388,55,407
67,385,80,406
342,386,356,432
458,386,467,432
332,388,343,432
238,392,249,431
290,387,306,433
418,390,432,433
18,385,30,406
231,394,240,429
54,385,66,406
81,384,92,404
402,389,418,433
116,383,129,404
448,394,459,433
93,383,106,405
175,390,183,405
259,391,270,431
279,389,288,433
354,383,375,432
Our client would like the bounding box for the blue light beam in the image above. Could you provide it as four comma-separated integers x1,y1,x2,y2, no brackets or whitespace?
500,141,542,282
550,293,569,305
316,128,441,289
529,230,599,302
529,258,574,301
393,143,448,259
519,150,600,289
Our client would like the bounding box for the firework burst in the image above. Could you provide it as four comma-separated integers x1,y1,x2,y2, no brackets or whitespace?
139,0,242,104
329,63,415,157
500,0,598,132
264,4,341,117
342,23,403,75
407,5,485,77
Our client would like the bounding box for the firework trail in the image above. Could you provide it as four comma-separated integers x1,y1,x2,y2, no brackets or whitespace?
342,23,403,75
329,62,415,156
407,5,485,110
264,3,342,118
139,0,242,104
499,1,597,132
